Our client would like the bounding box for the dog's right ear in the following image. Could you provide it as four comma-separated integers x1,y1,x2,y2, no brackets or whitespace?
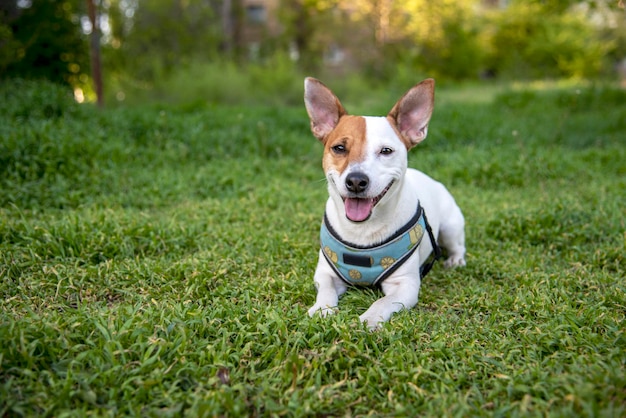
304,77,347,141
387,79,435,148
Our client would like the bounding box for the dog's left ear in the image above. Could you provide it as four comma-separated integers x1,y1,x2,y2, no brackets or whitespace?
387,79,435,148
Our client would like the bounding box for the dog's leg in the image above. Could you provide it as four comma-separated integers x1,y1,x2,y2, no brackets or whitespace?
439,204,467,268
308,252,348,317
359,274,420,330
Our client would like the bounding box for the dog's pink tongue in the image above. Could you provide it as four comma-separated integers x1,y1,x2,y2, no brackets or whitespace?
345,198,374,222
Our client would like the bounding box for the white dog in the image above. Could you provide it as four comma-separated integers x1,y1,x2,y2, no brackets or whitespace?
304,77,466,329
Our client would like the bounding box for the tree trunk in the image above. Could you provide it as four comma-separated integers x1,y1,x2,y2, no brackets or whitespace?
86,0,103,107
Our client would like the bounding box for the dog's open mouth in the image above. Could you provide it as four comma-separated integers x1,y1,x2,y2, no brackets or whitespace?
344,181,394,222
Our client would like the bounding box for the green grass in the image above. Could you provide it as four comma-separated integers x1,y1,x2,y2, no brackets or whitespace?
1,79,625,417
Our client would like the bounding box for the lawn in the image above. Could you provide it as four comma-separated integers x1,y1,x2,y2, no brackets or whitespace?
1,79,625,417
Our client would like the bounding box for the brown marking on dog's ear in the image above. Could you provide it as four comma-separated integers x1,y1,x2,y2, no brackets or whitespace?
304,77,347,141
322,116,367,175
387,79,435,149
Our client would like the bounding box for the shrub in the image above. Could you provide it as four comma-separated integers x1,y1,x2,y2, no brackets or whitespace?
109,53,304,107
486,3,611,79
0,78,79,119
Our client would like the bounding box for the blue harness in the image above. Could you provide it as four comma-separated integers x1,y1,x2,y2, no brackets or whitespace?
320,203,442,287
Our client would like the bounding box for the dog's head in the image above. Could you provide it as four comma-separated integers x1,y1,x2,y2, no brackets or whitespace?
304,78,435,222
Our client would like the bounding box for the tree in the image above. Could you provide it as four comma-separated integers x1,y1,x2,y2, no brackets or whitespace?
0,0,89,89
486,0,616,79
86,0,103,106
104,0,223,82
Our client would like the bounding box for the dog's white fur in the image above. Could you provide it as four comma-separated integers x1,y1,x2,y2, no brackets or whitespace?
304,77,466,329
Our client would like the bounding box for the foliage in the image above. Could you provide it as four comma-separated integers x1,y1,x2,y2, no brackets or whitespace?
277,0,339,72
486,1,614,79
1,0,624,102
389,0,485,80
272,0,620,81
0,0,89,89
1,79,625,416
106,53,305,107
0,22,20,73
104,0,223,81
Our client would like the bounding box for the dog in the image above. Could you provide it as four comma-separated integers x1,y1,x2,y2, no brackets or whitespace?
304,77,466,329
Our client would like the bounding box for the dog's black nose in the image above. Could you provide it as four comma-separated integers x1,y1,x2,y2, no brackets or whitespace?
345,172,369,193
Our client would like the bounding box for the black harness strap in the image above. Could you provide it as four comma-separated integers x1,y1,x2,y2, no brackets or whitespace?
419,209,443,278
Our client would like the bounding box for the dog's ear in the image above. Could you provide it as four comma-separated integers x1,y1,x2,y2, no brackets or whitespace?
304,77,347,141
387,79,435,148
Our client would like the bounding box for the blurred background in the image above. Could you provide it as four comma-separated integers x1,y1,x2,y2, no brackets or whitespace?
1,0,625,107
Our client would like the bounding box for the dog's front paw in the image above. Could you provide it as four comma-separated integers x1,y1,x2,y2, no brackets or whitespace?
443,255,466,268
308,304,336,318
359,312,384,331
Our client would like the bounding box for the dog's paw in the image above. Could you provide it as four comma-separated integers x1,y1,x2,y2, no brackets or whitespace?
443,255,466,269
359,313,384,331
308,304,336,318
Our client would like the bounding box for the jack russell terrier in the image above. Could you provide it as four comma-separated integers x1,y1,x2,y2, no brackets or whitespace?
304,77,466,329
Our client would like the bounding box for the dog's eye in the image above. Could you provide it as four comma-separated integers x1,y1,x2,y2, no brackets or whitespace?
380,147,394,155
331,144,346,154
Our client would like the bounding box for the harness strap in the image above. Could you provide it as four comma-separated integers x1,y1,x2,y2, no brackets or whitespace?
419,209,442,278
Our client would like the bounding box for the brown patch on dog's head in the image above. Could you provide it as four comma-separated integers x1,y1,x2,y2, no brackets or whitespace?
322,115,367,175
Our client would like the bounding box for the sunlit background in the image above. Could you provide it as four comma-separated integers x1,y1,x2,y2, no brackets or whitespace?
1,0,624,106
